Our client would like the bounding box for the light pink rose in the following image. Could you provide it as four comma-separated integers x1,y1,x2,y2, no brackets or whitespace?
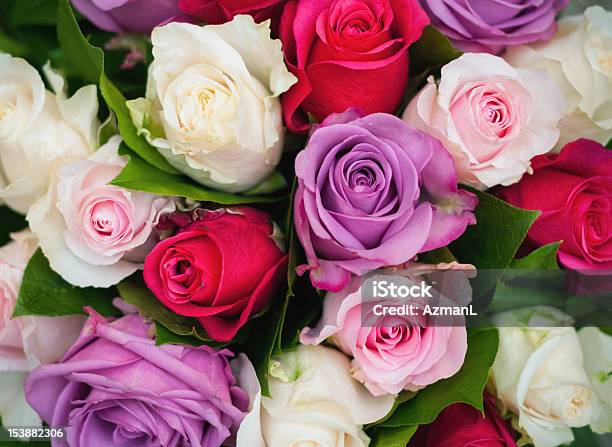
300,265,469,396
27,136,176,288
0,231,85,371
0,231,85,427
403,53,564,189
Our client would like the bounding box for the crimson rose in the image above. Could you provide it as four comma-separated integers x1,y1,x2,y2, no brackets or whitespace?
279,0,429,132
499,139,612,271
144,207,287,342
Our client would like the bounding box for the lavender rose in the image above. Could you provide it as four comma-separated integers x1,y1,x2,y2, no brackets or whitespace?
25,310,249,447
421,0,569,54
71,0,182,34
294,110,477,292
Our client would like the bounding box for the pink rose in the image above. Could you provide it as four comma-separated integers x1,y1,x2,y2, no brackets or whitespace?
0,231,85,427
300,266,468,396
403,53,564,189
27,136,176,288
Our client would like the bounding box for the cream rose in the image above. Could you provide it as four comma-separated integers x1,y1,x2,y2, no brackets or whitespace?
578,327,612,434
28,136,176,288
403,53,563,189
128,15,297,193
505,6,612,150
0,231,85,427
491,308,599,447
0,54,98,214
236,345,394,447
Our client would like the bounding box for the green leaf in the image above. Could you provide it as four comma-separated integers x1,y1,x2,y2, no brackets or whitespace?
238,180,299,396
0,30,30,57
418,247,457,264
370,425,418,447
568,427,600,446
99,74,179,174
409,25,462,75
0,206,27,246
510,242,561,270
111,150,282,204
13,249,118,317
56,0,179,174
56,0,103,83
155,322,218,347
450,188,540,269
489,242,564,313
116,274,217,344
10,0,59,27
242,171,287,196
380,328,499,428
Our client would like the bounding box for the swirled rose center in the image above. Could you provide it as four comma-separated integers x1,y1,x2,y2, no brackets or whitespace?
79,195,133,250
450,77,528,163
585,212,607,243
161,250,201,303
473,89,514,138
165,64,238,144
0,97,16,122
319,0,393,51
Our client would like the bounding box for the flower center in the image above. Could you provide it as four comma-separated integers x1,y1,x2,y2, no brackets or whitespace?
585,212,608,243
478,91,513,138
0,98,14,120
90,201,124,238
166,64,239,145
349,167,376,192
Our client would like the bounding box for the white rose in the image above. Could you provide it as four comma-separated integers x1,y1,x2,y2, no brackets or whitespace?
236,345,394,447
578,327,612,434
403,53,563,189
505,6,612,150
0,230,85,427
27,136,176,288
491,308,598,447
128,15,297,193
0,54,98,214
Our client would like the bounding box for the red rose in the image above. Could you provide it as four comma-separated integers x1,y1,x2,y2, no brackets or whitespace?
144,207,287,342
279,0,429,132
499,139,612,271
178,0,285,26
409,396,516,447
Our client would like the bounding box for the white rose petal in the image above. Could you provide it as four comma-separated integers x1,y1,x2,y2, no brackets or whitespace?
129,15,297,193
505,6,612,149
491,308,600,447
236,345,394,447
578,327,612,434
0,55,98,214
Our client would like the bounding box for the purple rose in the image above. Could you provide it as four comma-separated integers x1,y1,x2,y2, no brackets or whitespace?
421,0,569,54
25,310,248,447
294,110,477,292
71,0,182,34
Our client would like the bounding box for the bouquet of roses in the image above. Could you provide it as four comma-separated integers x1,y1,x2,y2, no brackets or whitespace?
0,0,611,446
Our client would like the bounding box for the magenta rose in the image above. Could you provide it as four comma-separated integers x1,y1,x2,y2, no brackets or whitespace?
421,0,569,54
178,0,285,28
279,0,429,132
71,0,183,34
144,207,287,342
409,395,517,447
25,310,249,447
294,110,477,292
499,139,612,271
301,265,470,395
